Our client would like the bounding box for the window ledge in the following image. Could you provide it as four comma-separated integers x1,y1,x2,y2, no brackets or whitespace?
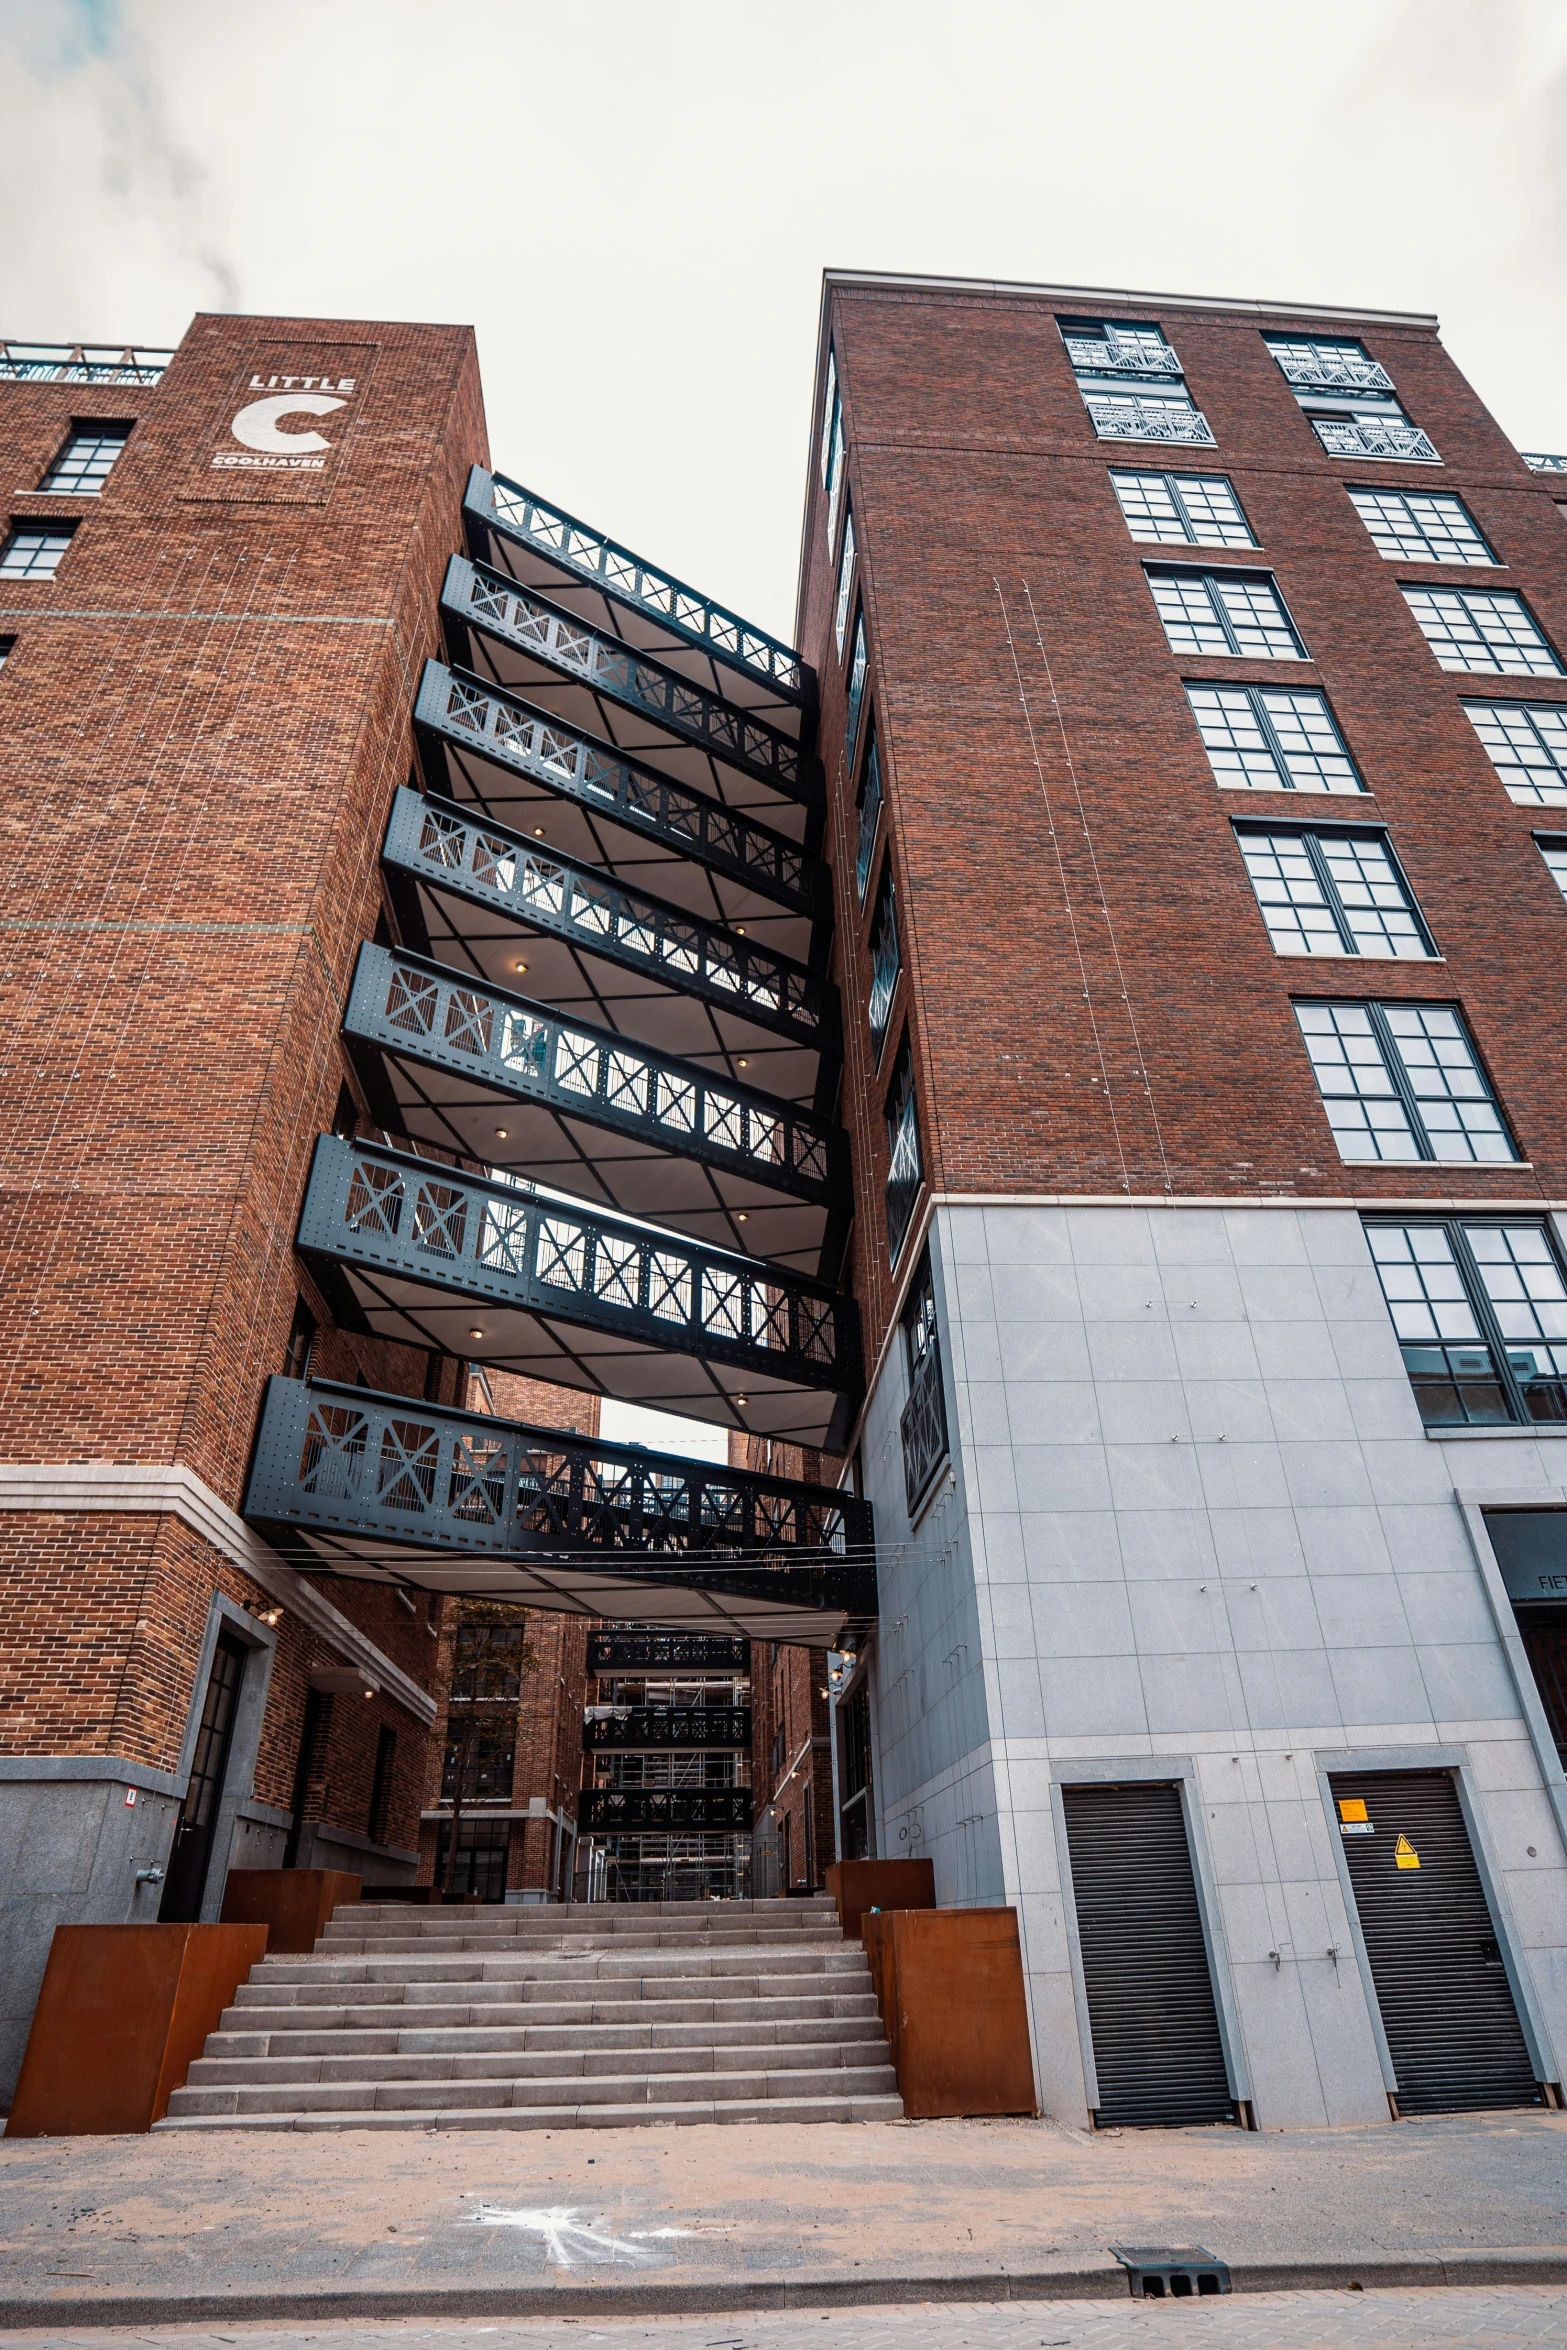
1424,1424,1567,1440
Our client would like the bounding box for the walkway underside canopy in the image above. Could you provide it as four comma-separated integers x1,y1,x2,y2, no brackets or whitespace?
345,945,846,1277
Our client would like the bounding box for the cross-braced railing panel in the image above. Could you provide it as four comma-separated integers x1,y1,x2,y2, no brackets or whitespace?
470,469,806,700
384,788,828,1049
297,1138,859,1390
579,1789,753,1831
247,1375,872,1560
582,1708,752,1751
0,341,173,384
587,1630,750,1673
416,663,815,909
349,944,839,1209
447,557,814,803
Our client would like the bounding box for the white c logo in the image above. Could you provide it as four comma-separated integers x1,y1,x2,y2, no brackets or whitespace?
229,393,346,454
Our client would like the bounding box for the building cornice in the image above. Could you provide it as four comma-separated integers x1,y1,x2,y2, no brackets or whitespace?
0,1462,436,1727
821,267,1439,331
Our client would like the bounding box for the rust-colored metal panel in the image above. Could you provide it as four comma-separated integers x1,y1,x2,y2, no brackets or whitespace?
861,1906,1037,2119
4,1923,268,2137
825,1857,934,1941
220,1867,361,1953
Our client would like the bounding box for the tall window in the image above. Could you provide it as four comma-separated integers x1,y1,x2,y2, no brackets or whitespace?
1111,470,1254,547
367,1724,397,1843
1295,1001,1515,1164
451,1619,528,1701
884,1034,923,1266
1463,701,1567,804
1186,683,1361,794
1148,568,1304,659
867,862,900,1063
0,523,75,579
854,722,883,902
834,509,856,658
1264,334,1439,464
1366,1218,1567,1427
1061,316,1214,447
845,613,868,766
1346,487,1494,566
1402,586,1561,677
1235,826,1434,958
821,348,846,554
39,424,130,494
898,1247,949,1515
1538,838,1567,903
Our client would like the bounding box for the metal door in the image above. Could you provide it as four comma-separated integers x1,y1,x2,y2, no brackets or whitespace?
160,1630,247,1922
1062,1780,1237,2128
1331,1769,1542,2114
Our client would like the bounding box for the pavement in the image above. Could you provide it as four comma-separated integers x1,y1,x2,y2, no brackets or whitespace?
0,2111,1564,2330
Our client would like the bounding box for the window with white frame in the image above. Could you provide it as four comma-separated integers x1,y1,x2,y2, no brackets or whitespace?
1263,334,1439,464
38,424,130,494
854,722,882,904
1235,826,1434,958
1110,470,1254,547
1365,1218,1567,1427
834,509,856,659
1463,700,1567,803
0,523,75,578
1294,1000,1515,1163
1403,587,1561,677
1148,567,1304,659
1061,316,1214,447
1346,486,1495,566
1537,837,1567,904
1186,682,1361,793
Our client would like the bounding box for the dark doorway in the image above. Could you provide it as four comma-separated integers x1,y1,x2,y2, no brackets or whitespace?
160,1629,247,1922
1515,1612,1567,1766
434,1817,511,1901
839,1680,874,1859
1331,1768,1542,2114
1062,1780,1237,2128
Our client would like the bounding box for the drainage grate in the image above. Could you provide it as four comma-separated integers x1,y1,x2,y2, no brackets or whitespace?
1110,2245,1231,2298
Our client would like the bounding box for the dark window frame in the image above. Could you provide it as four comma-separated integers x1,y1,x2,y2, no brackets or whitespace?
867,856,901,1065
1231,819,1438,959
38,420,133,495
1109,467,1256,547
853,718,883,903
1295,997,1518,1166
1147,563,1308,659
1365,1212,1567,1428
883,1029,924,1268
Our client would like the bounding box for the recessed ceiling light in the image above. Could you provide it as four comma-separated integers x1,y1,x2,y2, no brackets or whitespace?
737,1058,748,1069
495,1128,509,1139
736,1212,748,1222
515,961,528,974
533,827,545,837
735,1395,747,1407
470,1327,484,1338
735,926,745,935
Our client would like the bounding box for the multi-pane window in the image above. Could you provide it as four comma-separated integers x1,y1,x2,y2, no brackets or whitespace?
1538,838,1567,903
0,524,74,579
1366,1219,1567,1427
1294,1001,1515,1164
884,1034,923,1266
38,424,130,494
1236,827,1433,959
834,509,856,659
1148,567,1304,659
1263,334,1439,464
1402,586,1561,676
1346,487,1495,566
1463,701,1567,804
1186,682,1361,793
854,722,883,903
0,636,13,670
845,613,868,766
821,348,846,554
899,1247,949,1516
1061,316,1214,447
868,863,901,1062
1111,470,1254,547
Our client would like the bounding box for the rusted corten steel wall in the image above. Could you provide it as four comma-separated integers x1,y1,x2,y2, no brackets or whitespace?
799,281,1567,1365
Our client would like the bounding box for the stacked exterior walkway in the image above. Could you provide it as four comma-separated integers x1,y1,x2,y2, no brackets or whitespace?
159,1898,901,2131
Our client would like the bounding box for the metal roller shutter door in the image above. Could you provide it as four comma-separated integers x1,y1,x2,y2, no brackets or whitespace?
1062,1780,1236,2129
1331,1769,1542,2116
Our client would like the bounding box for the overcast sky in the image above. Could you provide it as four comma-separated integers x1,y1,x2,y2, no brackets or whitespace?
7,0,1566,1461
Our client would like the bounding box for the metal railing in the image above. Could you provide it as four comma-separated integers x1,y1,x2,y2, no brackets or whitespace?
0,341,173,384
1265,344,1395,393
582,1707,751,1750
900,1333,950,1516
1084,397,1216,446
1064,333,1182,378
297,1137,859,1389
247,1375,872,1562
1523,452,1567,475
579,1788,752,1830
384,789,828,1048
449,556,812,800
473,469,806,697
418,663,812,908
587,1630,750,1673
348,944,838,1208
1311,416,1440,463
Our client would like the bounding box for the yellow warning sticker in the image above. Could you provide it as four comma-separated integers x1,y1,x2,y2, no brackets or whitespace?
1338,1798,1369,1823
1395,1834,1420,1869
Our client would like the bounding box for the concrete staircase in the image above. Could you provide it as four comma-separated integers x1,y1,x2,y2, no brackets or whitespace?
158,1895,903,2131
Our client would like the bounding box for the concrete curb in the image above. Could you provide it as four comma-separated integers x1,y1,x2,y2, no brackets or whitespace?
4,2253,1567,2329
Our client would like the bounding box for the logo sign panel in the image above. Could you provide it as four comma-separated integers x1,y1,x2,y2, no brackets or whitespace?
186,343,377,503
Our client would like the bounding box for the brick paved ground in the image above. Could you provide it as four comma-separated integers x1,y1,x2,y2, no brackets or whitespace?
9,2288,1567,2347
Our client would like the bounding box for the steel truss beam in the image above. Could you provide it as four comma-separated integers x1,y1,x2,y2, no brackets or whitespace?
415,662,821,912
588,1631,749,1673
445,556,820,811
466,467,807,707
296,1137,862,1445
344,944,847,1275
244,1376,875,1643
383,787,832,1060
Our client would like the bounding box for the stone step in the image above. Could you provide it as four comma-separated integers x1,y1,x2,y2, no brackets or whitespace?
250,1946,863,1985
165,2059,900,2118
320,1930,844,1957
218,1991,881,2035
233,1967,866,2009
156,2090,904,2134
204,2013,888,2060
187,2036,882,2087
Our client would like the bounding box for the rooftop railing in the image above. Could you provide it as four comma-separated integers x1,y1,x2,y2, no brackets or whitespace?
0,341,173,384
1523,452,1567,475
